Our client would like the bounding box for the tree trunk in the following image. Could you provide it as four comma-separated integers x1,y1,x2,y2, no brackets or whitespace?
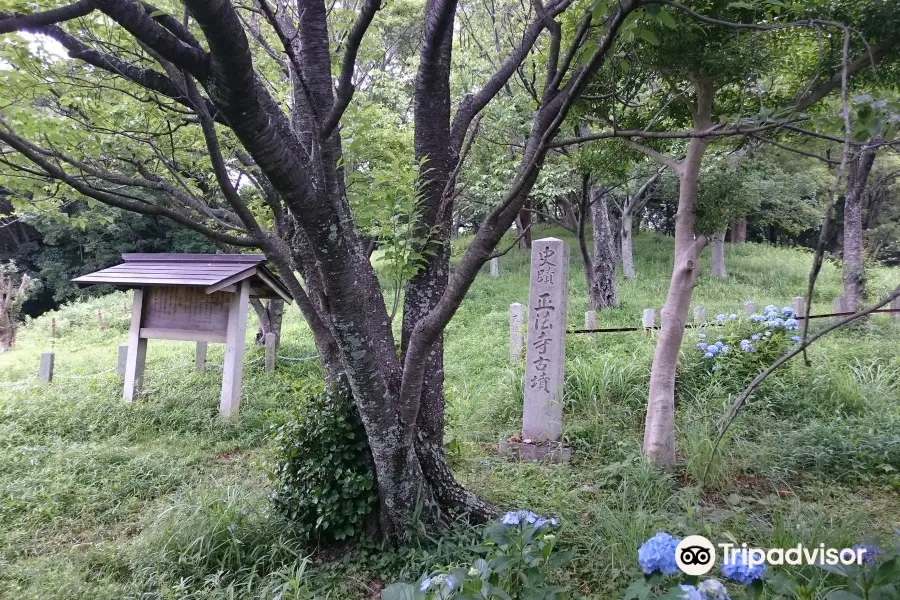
842,145,876,312
0,314,13,352
622,213,636,279
517,208,532,250
729,217,747,243
251,298,285,345
609,211,621,261
710,229,727,278
589,187,617,308
644,77,713,467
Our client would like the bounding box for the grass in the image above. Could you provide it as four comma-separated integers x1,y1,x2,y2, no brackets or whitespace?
1,228,899,598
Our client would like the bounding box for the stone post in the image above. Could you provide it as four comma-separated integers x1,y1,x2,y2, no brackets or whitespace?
195,342,207,373
792,296,806,320
39,351,54,383
744,301,756,315
264,332,277,372
522,238,568,443
509,303,524,364
693,306,706,325
642,308,655,330
584,310,596,341
832,296,845,315
117,343,128,377
490,257,500,278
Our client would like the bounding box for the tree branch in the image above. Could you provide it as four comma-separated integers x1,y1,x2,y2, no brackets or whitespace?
322,0,382,137
92,0,209,79
0,1,94,34
0,125,258,247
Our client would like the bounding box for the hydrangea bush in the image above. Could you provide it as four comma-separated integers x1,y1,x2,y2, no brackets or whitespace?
383,510,571,599
686,306,801,387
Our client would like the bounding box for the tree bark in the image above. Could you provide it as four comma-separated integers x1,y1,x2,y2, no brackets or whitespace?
729,217,747,243
589,187,617,308
710,229,727,278
251,298,285,345
842,145,877,312
643,77,713,467
516,208,533,250
622,213,636,279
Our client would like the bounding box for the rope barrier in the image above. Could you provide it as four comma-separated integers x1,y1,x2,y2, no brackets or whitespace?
567,308,900,335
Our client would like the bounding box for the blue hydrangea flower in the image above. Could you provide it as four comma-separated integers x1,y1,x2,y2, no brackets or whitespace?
791,336,801,343
715,340,724,348
697,343,708,350
522,511,538,524
680,585,703,600
722,552,765,584
721,345,729,354
444,574,460,591
550,517,559,526
781,307,794,317
712,365,719,371
500,512,520,525
853,544,881,565
716,314,726,323
708,345,719,355
764,304,778,314
420,578,433,592
698,578,730,600
750,315,765,322
728,314,737,320
751,334,760,341
638,532,681,575
704,352,714,359
740,339,752,351
784,318,799,331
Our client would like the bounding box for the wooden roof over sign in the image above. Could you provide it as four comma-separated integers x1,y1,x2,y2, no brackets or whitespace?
72,253,292,301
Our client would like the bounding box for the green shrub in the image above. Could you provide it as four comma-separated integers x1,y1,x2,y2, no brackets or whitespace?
776,420,900,486
383,511,572,600
269,382,378,543
679,307,800,396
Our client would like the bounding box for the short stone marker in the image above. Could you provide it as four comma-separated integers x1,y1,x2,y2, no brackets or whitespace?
832,296,846,315
744,301,756,315
792,296,806,319
117,344,129,377
195,342,207,373
39,351,54,383
642,308,655,330
500,237,571,463
584,310,596,340
509,303,524,364
693,305,706,325
490,257,500,278
264,332,277,372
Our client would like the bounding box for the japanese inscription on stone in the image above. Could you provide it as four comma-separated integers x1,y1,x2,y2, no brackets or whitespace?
523,237,569,442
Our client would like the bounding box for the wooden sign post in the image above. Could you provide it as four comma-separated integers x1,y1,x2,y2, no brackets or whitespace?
73,254,292,418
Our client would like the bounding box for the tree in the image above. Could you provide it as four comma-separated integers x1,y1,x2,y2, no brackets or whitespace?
0,0,649,540
555,0,897,466
0,262,33,352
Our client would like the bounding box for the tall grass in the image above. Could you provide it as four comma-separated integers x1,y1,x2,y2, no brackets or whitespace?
1,230,899,598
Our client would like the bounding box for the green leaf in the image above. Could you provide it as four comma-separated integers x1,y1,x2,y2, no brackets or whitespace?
657,9,677,28
824,591,863,600
623,578,652,600
634,27,659,45
381,583,419,600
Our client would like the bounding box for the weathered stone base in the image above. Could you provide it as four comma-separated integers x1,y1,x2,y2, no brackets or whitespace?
498,441,572,463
